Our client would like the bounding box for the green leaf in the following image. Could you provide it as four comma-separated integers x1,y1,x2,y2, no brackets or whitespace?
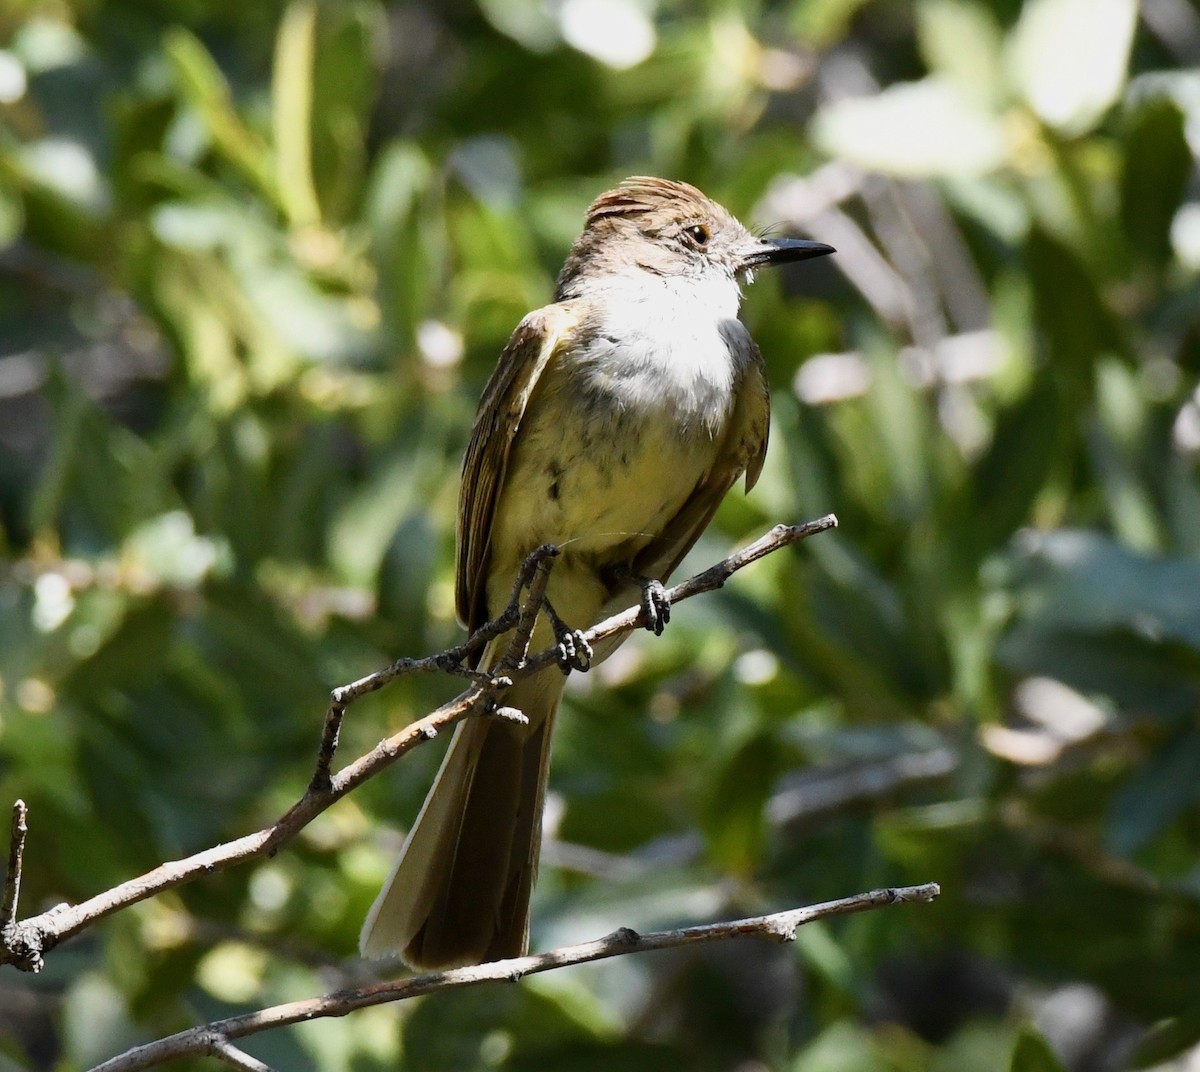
1026,226,1128,385
1120,97,1191,271
995,530,1200,720
916,0,1005,105
812,77,1007,178
1007,0,1137,135
957,371,1063,561
1009,1027,1066,1072
701,730,782,874
1002,530,1200,650
792,1021,886,1072
0,174,24,246
1128,1008,1200,1069
308,3,383,221
1106,729,1200,856
272,0,322,227
402,982,623,1072
164,28,280,208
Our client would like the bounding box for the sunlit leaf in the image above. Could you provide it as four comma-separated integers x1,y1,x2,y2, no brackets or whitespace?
1007,0,1136,135
272,0,322,227
164,28,280,207
792,1020,885,1072
916,0,1005,106
813,78,1007,178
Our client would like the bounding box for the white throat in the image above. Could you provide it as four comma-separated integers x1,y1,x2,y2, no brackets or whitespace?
572,269,749,431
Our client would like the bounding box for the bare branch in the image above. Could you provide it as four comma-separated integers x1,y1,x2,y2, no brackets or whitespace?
522,516,839,675
0,518,836,972
205,1038,279,1072
2,801,28,930
327,543,561,709
0,801,39,973
497,543,558,673
90,883,939,1072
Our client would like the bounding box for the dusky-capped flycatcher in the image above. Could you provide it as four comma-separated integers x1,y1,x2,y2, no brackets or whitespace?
360,176,834,968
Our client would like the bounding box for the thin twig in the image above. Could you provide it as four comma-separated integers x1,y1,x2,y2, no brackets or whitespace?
90,883,939,1072
0,683,493,972
497,544,558,673
520,516,838,676
328,544,561,707
202,1037,277,1070
2,801,28,929
205,1038,279,1072
0,518,836,972
310,545,559,789
308,702,345,794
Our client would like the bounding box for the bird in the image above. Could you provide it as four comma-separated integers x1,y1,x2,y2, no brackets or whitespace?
360,176,834,968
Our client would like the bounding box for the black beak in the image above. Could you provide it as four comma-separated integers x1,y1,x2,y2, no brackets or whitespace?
741,237,836,269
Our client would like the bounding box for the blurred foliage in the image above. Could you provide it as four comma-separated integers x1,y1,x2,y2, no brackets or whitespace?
1,0,1199,1068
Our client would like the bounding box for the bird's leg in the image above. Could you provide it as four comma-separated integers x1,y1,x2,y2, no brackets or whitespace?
637,577,671,636
610,566,671,636
544,599,593,673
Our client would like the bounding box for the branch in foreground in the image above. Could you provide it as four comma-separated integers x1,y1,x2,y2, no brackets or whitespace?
206,1039,277,1072
531,515,839,674
1,801,27,929
0,517,837,972
92,882,940,1072
306,544,561,793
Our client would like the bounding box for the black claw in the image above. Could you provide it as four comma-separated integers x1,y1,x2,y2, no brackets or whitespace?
545,599,593,673
556,628,593,673
641,579,671,636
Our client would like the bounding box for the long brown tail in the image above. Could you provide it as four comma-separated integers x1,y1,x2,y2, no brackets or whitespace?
359,660,563,968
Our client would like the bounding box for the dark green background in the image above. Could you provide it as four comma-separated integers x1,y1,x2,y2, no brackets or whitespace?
1,0,1198,1068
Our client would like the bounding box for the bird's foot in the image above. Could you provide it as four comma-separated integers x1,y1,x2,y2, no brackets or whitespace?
556,629,592,673
639,578,671,636
545,600,593,673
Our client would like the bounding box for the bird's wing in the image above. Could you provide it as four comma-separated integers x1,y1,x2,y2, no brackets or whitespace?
456,302,582,634
629,342,770,586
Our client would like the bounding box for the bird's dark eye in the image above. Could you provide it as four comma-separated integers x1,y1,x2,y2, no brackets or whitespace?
683,224,711,247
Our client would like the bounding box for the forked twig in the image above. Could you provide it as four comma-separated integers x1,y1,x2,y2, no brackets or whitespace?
1,519,837,977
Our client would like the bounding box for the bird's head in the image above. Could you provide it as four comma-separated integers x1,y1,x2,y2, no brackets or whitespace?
555,176,833,300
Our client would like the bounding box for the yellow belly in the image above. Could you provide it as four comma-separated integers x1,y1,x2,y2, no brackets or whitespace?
486,382,724,626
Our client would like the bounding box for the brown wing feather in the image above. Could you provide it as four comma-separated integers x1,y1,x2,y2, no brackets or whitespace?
456,303,581,634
